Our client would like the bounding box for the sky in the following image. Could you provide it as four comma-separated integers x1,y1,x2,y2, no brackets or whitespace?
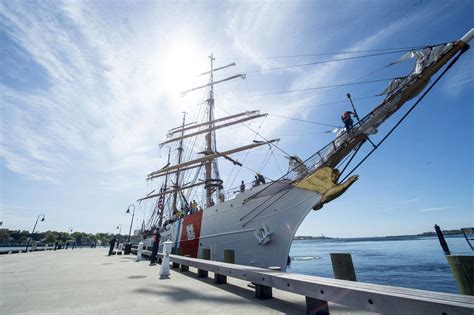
0,0,472,238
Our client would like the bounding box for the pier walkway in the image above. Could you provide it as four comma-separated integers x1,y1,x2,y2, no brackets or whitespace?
1,249,371,314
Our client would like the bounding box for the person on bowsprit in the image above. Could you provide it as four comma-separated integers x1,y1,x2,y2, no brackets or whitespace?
341,111,357,133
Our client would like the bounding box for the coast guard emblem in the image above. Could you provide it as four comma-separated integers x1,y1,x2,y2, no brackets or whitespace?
186,224,195,240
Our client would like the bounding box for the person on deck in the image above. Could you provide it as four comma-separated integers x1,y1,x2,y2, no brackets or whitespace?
257,173,266,184
240,180,245,193
149,230,161,265
254,175,260,187
341,111,357,133
108,236,116,256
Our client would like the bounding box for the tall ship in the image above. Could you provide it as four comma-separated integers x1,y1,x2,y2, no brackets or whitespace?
138,29,473,271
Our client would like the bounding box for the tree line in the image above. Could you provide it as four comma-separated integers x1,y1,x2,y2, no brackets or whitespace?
0,229,140,246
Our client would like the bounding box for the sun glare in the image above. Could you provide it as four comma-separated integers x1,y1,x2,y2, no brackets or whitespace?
159,40,209,102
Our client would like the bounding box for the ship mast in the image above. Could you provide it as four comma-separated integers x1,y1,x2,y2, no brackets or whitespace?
172,112,187,212
198,54,245,206
205,55,214,206
158,147,171,227
140,55,279,205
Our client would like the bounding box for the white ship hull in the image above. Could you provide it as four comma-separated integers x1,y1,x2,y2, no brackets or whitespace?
159,181,321,271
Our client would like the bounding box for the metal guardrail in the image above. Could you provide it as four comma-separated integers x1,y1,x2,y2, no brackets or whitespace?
141,252,474,315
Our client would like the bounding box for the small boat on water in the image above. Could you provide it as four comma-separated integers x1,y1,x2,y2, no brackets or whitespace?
137,29,473,271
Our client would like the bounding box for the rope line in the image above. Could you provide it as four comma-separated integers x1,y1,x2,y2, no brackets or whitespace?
243,50,412,73
220,78,394,100
227,46,425,60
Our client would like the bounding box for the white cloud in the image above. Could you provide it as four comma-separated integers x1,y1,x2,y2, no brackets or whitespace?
418,206,456,212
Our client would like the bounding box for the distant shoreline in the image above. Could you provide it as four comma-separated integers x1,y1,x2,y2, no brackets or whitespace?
294,229,464,242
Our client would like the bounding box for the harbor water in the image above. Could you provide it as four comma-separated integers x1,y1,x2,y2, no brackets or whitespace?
288,235,470,294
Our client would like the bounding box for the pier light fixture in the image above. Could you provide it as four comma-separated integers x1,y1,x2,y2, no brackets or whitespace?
25,213,46,252
116,224,122,235
126,204,135,243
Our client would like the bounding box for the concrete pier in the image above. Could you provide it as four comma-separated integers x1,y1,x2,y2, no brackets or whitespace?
0,249,372,314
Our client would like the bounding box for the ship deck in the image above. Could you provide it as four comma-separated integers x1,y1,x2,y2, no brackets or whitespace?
0,248,374,314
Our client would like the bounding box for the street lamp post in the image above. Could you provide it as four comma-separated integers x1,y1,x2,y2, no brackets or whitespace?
26,214,45,252
126,204,135,243
116,224,122,235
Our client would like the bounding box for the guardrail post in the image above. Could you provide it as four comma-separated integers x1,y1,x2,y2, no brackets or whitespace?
215,249,234,284
330,253,357,281
180,255,190,272
306,297,330,315
447,255,474,295
198,248,210,278
172,248,182,269
255,266,279,300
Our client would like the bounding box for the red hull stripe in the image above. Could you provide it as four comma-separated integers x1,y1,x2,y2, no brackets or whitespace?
179,210,203,258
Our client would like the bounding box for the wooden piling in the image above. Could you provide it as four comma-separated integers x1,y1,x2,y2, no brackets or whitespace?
330,253,357,281
198,248,210,278
447,255,474,296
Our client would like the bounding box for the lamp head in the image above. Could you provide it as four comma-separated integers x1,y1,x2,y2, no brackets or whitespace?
126,209,130,214
40,217,45,222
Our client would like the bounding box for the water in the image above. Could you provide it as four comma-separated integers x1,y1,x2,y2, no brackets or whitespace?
287,235,471,294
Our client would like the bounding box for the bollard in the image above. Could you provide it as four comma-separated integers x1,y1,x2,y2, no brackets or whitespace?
215,249,234,284
44,244,48,251
447,255,474,295
330,253,357,281
159,240,173,279
198,248,210,278
136,241,144,262
180,255,190,272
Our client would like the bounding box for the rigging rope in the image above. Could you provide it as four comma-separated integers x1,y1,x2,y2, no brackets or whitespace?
220,78,394,100
268,113,339,128
216,103,292,157
228,46,425,60
243,50,414,73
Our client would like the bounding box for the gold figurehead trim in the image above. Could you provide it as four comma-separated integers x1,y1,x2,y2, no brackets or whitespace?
294,167,358,210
